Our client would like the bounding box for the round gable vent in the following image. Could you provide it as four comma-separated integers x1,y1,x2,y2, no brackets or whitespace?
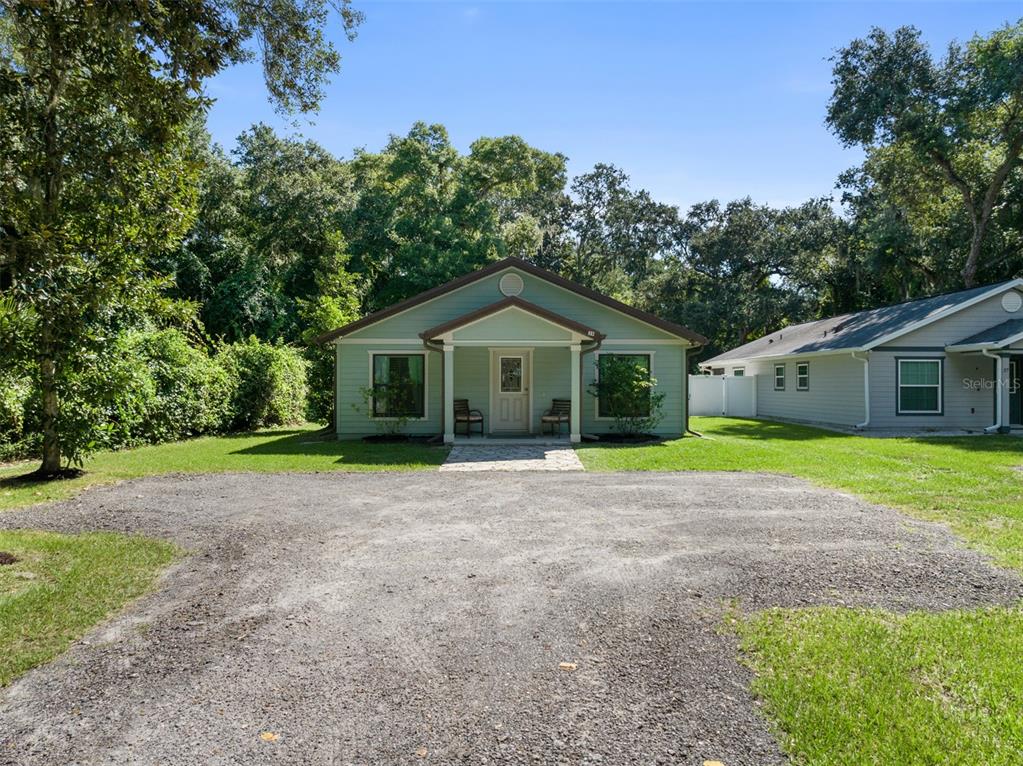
1002,291,1023,313
499,272,524,297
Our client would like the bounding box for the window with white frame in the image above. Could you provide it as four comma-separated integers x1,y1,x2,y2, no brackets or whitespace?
774,364,785,390
732,367,745,377
371,353,426,418
597,353,652,418
796,362,809,391
897,359,942,415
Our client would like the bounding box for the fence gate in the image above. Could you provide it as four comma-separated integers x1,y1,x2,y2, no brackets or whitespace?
688,374,757,417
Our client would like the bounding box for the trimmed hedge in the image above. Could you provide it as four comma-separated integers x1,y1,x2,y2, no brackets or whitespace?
218,337,308,430
0,330,309,462
129,329,235,443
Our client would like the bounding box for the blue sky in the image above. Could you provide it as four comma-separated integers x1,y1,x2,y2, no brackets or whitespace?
205,1,1020,211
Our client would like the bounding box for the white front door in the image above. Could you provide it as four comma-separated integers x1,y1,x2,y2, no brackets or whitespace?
492,352,531,432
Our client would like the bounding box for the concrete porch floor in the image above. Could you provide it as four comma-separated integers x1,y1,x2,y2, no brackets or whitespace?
451,433,571,446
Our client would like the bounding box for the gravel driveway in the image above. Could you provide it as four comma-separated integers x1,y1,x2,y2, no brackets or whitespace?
1,471,1020,766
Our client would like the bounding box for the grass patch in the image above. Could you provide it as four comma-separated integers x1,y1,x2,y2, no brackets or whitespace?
582,418,1023,763
578,417,1023,573
0,529,176,686
737,607,1023,765
0,425,448,511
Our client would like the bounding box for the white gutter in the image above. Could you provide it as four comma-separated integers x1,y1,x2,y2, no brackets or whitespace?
700,346,865,369
852,351,870,429
982,348,1003,433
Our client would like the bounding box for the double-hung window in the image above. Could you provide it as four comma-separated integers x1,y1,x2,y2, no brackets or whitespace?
774,364,786,390
597,353,652,418
371,353,426,418
796,362,809,391
897,359,942,415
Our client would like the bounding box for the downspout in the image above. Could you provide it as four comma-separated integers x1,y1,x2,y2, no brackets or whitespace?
852,351,870,429
423,338,446,440
981,348,1003,434
579,336,602,439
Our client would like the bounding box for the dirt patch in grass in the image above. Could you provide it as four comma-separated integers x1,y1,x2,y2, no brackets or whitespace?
0,551,17,565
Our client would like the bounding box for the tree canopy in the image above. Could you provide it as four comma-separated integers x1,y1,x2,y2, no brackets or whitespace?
828,20,1023,286
2,12,1022,470
0,0,360,473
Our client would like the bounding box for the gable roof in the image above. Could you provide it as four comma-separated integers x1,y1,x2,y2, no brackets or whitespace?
419,296,605,342
946,318,1023,351
703,279,1023,365
312,257,708,345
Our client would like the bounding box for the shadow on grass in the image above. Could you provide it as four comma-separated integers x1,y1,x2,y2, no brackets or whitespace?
214,428,324,441
0,467,83,490
907,433,1023,456
576,440,670,451
699,418,841,442
229,430,447,466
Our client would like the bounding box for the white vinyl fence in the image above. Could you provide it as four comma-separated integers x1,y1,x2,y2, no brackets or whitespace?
688,374,757,418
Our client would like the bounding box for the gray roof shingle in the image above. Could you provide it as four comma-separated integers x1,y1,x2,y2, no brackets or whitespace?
705,280,1022,364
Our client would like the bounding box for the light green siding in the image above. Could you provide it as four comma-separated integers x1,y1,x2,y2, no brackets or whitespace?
345,268,678,341
452,346,489,420
582,347,685,436
450,308,574,342
336,344,442,437
532,347,572,429
333,266,690,439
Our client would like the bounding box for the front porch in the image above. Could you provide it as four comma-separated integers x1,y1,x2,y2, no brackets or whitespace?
946,323,1023,431
420,296,606,445
439,343,588,444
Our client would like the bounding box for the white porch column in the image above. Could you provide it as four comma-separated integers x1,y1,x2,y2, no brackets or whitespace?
443,344,455,444
569,343,581,443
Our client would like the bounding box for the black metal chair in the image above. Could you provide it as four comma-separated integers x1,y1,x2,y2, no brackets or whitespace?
540,398,571,436
453,399,484,437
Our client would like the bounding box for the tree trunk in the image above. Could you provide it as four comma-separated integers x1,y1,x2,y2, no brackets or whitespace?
961,222,986,289
38,351,61,475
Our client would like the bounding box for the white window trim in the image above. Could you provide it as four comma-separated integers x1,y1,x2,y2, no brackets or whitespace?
774,363,786,391
593,350,656,422
367,350,429,421
796,362,809,391
732,367,745,377
896,358,943,415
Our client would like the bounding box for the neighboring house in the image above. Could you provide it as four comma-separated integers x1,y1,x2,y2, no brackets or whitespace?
700,279,1023,433
315,257,707,442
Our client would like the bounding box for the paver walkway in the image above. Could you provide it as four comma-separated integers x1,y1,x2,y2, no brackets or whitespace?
440,444,584,471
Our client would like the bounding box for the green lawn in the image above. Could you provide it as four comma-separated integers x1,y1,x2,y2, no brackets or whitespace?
738,607,1023,765
578,417,1023,572
0,530,176,686
0,425,448,511
4,416,1023,761
579,417,1023,765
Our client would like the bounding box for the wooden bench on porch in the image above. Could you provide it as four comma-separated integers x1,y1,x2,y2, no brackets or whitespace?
453,399,484,437
540,398,571,436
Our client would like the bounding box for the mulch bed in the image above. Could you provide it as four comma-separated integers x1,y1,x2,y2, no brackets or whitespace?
0,552,19,566
361,434,438,444
589,433,661,444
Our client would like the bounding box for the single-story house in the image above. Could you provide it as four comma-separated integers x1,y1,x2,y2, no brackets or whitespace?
700,279,1023,433
315,257,708,443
